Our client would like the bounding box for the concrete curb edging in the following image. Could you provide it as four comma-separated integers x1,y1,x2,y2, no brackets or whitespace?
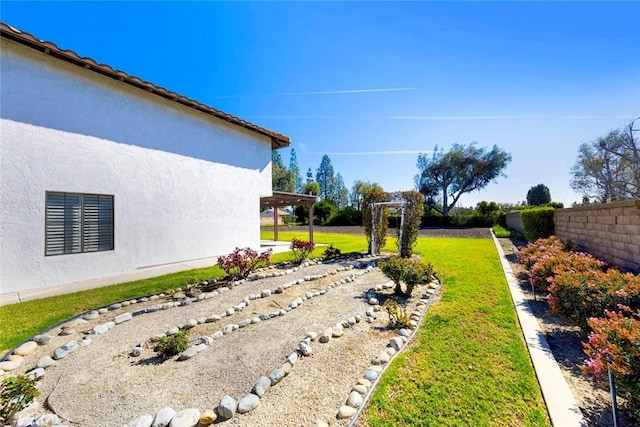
492,232,587,427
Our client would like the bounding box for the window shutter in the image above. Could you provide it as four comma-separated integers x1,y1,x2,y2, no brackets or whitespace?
45,192,66,255
64,193,82,254
46,192,113,255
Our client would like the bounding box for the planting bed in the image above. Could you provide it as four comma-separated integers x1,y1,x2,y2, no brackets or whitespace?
498,238,635,427
3,257,439,427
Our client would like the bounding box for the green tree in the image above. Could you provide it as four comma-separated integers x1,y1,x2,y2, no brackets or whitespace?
415,143,512,217
333,173,349,207
272,150,294,192
350,180,383,211
289,148,302,193
306,167,314,183
302,181,320,196
316,154,336,201
571,121,640,203
526,184,551,206
476,201,501,225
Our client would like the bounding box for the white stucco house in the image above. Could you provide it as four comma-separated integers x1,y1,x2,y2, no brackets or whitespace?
0,23,291,296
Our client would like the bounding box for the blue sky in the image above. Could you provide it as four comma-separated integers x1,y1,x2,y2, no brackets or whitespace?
2,1,639,206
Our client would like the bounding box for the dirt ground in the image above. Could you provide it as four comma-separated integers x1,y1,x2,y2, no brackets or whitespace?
498,237,634,427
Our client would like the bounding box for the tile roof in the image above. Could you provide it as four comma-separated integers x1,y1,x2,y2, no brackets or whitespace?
0,22,290,150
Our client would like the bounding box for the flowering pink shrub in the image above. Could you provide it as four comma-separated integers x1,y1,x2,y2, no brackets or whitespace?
548,269,639,331
517,236,566,270
217,247,272,279
290,238,315,264
581,308,640,419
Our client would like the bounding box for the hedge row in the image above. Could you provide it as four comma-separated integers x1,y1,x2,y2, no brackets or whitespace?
518,236,640,419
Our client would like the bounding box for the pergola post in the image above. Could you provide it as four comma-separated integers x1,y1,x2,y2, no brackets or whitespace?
309,203,314,243
273,207,279,241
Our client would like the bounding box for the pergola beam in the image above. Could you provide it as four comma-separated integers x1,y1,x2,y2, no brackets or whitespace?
260,191,317,243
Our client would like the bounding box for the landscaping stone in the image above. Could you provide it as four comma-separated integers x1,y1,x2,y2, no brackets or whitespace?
286,352,298,365
281,362,292,375
53,341,79,360
14,341,38,356
312,420,329,427
152,407,176,427
253,375,271,397
60,327,76,336
168,408,200,427
7,355,23,362
332,328,344,338
33,414,61,427
115,313,133,324
178,346,199,361
347,391,364,408
338,405,358,419
364,369,378,381
217,395,237,420
131,347,143,357
237,393,260,413
36,356,57,369
0,360,21,371
93,323,108,335
299,342,312,356
389,337,404,351
32,334,51,345
352,384,368,395
269,368,285,385
128,415,153,427
109,303,122,310
198,409,216,425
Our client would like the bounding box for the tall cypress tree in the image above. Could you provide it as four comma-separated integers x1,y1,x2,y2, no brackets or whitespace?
289,148,302,193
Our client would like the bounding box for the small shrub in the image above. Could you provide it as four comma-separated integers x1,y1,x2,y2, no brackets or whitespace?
517,236,566,270
383,299,410,329
380,256,434,297
520,207,555,241
581,308,640,419
548,269,640,331
0,375,40,423
325,207,362,226
527,250,605,293
323,245,342,260
290,238,315,264
154,330,189,357
217,247,272,280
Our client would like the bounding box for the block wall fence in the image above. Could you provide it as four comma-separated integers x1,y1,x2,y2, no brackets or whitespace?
554,200,639,273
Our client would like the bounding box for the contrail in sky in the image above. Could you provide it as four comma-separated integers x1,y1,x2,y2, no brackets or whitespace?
211,87,415,99
313,150,434,156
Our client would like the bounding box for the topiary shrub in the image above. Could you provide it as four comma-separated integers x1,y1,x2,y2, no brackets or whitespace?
379,256,434,297
520,207,555,241
154,330,189,357
0,375,40,424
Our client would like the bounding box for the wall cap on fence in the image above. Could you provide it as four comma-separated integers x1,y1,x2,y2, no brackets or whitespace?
555,199,640,213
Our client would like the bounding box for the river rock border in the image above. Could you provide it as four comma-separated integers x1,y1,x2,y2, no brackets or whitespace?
5,255,441,427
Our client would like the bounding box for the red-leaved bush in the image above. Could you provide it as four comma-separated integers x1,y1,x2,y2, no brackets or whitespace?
581,308,640,419
217,247,272,279
548,269,640,331
517,236,566,270
290,238,315,264
530,251,606,293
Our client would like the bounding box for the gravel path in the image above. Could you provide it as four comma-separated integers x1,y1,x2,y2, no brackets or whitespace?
10,259,434,427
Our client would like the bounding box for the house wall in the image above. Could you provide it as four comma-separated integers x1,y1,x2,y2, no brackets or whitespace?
554,201,640,273
0,39,273,293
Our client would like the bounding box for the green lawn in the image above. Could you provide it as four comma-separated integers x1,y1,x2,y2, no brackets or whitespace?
0,232,376,352
362,238,549,426
0,233,548,426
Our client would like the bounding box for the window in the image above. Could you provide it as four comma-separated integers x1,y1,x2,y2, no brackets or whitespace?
45,192,114,256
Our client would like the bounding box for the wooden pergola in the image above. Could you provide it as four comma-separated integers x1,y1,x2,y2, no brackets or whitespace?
260,191,318,243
